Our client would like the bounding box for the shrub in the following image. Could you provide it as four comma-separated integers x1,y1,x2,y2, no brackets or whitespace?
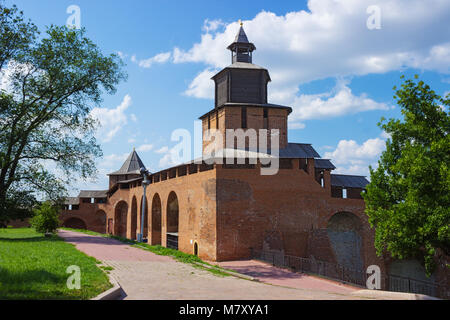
30,201,60,234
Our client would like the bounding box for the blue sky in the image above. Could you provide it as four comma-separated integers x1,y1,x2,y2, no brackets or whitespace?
7,0,450,194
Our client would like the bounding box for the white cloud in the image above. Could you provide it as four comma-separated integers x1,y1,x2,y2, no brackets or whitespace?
67,152,130,194
136,144,153,152
0,60,40,95
184,68,218,99
102,153,130,168
90,94,132,143
156,146,183,168
159,153,176,169
0,63,13,92
135,52,171,69
420,43,450,71
155,146,169,154
288,79,390,128
203,19,225,33
289,122,306,130
324,137,386,176
380,131,391,140
128,138,136,144
174,0,450,113
130,114,138,122
117,51,127,60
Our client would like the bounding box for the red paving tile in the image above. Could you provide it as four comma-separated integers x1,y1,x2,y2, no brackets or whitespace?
58,230,173,263
218,260,361,294
59,230,374,300
59,230,361,296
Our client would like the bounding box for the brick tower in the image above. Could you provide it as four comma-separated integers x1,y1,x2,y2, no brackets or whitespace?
200,23,292,153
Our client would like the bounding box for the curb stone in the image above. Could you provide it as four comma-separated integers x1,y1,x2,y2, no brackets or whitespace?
193,262,258,281
352,289,441,300
91,266,123,300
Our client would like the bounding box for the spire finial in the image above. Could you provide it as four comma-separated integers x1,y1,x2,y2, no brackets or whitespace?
133,147,135,152
239,19,243,27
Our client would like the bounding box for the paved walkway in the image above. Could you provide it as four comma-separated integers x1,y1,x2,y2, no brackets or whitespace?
217,260,359,295
58,230,375,300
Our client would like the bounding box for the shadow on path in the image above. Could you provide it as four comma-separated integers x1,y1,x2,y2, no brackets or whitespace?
58,230,173,263
218,260,360,294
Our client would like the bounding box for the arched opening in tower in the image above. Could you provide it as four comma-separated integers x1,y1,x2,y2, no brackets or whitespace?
139,196,148,240
114,201,128,238
194,242,199,256
151,193,162,245
166,191,179,250
95,210,107,234
327,212,364,282
131,197,138,240
63,218,87,230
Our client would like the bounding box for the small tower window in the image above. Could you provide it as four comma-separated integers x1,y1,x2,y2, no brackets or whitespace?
342,189,348,199
216,110,219,129
320,170,325,188
241,107,247,129
263,108,268,129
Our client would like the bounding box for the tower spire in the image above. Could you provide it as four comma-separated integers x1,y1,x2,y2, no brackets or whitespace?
227,22,256,64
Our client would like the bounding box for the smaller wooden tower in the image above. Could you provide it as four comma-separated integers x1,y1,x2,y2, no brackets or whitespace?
200,23,292,152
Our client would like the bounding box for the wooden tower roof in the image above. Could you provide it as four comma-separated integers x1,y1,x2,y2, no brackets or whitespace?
108,149,146,176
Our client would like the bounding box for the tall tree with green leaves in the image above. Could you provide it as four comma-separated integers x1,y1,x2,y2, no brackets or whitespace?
0,3,126,225
364,75,449,275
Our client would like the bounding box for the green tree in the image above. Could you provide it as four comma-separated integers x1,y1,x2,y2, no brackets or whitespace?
364,75,450,275
30,201,60,234
0,3,126,225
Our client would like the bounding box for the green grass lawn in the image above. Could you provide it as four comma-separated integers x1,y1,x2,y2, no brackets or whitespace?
0,228,112,300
